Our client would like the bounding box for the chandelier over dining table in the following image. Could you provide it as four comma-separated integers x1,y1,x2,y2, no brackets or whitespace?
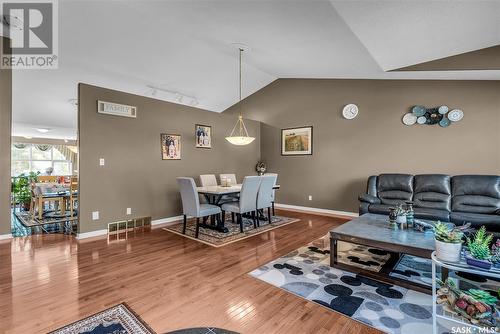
225,46,255,146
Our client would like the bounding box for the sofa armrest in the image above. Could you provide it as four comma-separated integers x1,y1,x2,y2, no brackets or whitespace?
358,193,381,204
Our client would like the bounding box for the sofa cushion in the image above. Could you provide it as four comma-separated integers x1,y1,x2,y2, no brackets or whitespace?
452,175,500,214
377,174,414,205
450,212,500,232
413,207,450,222
413,174,451,211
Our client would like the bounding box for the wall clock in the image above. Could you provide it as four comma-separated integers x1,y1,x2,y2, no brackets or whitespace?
342,104,359,120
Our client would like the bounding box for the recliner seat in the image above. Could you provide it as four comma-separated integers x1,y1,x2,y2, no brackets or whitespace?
359,174,500,231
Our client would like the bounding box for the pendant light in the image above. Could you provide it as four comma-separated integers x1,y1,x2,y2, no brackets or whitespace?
225,47,255,146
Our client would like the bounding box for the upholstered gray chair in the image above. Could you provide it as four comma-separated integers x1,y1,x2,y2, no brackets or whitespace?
177,177,221,238
256,174,277,226
221,176,261,233
220,174,237,186
265,173,278,215
200,174,217,187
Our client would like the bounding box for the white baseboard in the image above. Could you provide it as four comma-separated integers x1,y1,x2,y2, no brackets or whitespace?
0,233,13,240
275,203,358,218
76,229,108,240
151,215,183,228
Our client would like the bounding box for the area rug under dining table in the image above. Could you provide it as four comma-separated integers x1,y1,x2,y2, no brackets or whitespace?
163,214,300,247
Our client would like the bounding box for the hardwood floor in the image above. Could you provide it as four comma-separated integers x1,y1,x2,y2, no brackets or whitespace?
0,210,381,334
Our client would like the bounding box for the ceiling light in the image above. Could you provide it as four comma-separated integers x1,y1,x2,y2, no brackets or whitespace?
225,46,255,146
36,128,51,133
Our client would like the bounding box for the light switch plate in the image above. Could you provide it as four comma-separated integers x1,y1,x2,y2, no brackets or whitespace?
99,158,105,166
126,208,131,215
92,211,99,220
308,195,312,201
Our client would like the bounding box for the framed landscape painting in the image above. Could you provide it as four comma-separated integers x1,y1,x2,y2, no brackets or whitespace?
281,126,313,156
195,124,212,149
161,134,181,160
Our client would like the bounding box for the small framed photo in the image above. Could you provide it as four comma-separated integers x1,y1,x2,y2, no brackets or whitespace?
161,134,181,160
281,126,313,156
195,124,212,149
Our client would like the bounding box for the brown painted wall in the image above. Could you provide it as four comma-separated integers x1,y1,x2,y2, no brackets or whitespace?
78,84,260,233
227,79,500,213
0,37,12,236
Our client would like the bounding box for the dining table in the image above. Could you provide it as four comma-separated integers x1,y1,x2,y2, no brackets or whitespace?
196,183,280,233
34,182,72,218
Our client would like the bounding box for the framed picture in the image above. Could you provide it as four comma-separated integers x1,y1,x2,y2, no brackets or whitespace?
281,126,313,156
161,134,181,160
195,124,212,149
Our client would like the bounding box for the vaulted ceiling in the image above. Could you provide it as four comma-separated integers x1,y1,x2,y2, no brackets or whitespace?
7,0,500,139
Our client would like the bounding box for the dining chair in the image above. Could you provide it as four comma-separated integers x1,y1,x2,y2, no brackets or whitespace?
256,174,278,226
219,174,237,186
265,173,278,215
38,176,58,183
199,174,217,187
177,177,222,238
69,176,78,217
221,176,261,233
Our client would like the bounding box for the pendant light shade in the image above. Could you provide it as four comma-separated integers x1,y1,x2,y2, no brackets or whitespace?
226,47,255,146
225,115,256,145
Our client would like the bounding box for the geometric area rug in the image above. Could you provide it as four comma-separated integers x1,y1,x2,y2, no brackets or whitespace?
249,242,462,334
49,303,156,334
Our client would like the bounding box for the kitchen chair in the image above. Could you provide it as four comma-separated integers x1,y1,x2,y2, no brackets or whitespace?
256,174,277,226
199,174,217,187
69,176,78,217
221,176,261,233
266,173,278,215
177,177,222,238
38,176,58,183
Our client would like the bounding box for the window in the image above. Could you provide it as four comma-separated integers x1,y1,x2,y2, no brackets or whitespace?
11,144,74,176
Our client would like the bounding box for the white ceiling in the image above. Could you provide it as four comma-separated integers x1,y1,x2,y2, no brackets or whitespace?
7,0,500,139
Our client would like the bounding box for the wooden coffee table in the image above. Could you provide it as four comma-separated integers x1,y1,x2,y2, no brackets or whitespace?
330,213,446,294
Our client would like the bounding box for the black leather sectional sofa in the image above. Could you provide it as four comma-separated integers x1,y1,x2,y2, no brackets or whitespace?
359,174,500,231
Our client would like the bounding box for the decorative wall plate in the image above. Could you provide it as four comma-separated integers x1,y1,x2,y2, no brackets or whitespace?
448,109,464,122
412,105,426,117
402,113,417,126
417,116,427,124
438,105,449,114
439,117,451,128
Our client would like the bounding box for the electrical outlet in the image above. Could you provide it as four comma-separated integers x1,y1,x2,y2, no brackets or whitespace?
99,158,105,166
308,195,312,201
126,208,131,215
92,211,99,220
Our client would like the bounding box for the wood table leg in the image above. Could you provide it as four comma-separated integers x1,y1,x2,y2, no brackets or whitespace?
60,198,66,215
38,197,43,220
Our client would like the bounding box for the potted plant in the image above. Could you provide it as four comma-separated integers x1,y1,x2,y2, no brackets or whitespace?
466,226,493,270
434,221,464,262
11,172,39,211
395,203,407,228
491,240,500,269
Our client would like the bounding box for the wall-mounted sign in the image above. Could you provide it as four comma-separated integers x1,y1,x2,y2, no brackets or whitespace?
97,100,137,118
